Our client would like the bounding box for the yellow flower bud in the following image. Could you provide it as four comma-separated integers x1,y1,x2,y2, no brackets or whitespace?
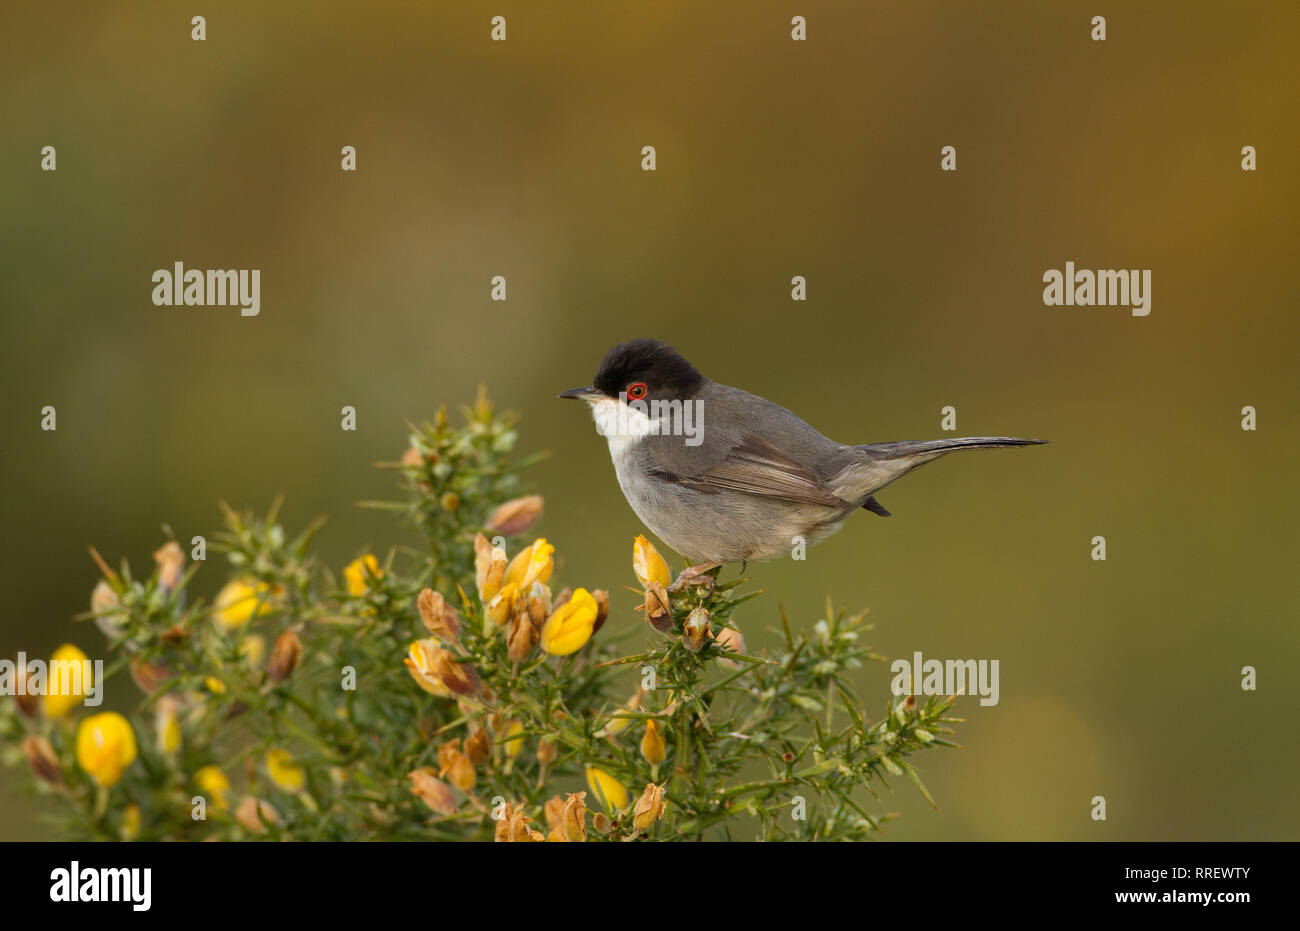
265,749,305,792
409,768,460,815
633,535,672,589
640,719,666,766
266,629,303,683
343,553,383,597
474,533,508,603
155,697,182,755
539,587,599,656
631,783,667,833
121,803,141,841
239,633,267,667
502,720,525,759
484,582,518,627
585,766,629,811
75,712,137,787
599,690,643,738
44,643,92,718
195,765,232,810
22,735,62,785
212,578,276,632
485,494,544,537
504,538,555,590
404,639,453,697
417,588,462,642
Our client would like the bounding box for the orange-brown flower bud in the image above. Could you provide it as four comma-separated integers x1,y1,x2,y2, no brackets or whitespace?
524,582,552,627
561,792,587,842
437,741,476,791
128,657,173,695
715,625,746,669
153,541,186,592
23,735,61,785
632,783,667,833
13,661,38,718
409,768,460,815
682,607,712,653
644,582,673,633
432,649,481,697
591,811,612,835
464,727,492,766
485,494,544,537
544,795,566,830
417,588,462,642
495,802,539,842
537,738,558,766
507,609,538,664
235,795,282,833
266,629,303,683
591,589,610,634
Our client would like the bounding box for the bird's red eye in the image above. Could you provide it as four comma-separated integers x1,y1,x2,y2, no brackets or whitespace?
626,382,647,401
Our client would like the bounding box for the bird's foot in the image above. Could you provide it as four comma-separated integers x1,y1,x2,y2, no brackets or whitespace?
668,562,722,594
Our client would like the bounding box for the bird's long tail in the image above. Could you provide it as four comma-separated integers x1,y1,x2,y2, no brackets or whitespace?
860,436,1047,459
838,436,1046,509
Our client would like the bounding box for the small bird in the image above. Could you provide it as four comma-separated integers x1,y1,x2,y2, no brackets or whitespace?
560,338,1045,565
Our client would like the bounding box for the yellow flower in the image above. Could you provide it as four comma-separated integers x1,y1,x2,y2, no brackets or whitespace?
403,639,453,697
213,578,276,632
585,766,629,811
474,533,508,602
633,535,671,589
640,719,666,766
343,554,383,597
484,582,519,627
239,634,267,666
155,698,181,755
504,538,555,590
44,643,93,718
195,765,232,810
502,719,525,759
540,588,598,656
121,803,141,841
205,676,227,695
266,749,305,792
75,712,137,787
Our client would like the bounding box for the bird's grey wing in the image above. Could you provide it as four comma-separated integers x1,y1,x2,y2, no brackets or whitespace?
642,433,851,509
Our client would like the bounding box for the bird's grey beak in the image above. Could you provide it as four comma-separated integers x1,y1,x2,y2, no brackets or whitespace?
558,386,603,401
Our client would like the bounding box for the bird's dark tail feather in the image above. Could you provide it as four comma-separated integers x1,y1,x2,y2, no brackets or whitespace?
860,436,1047,459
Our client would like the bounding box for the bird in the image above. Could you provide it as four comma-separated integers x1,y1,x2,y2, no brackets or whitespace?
560,338,1045,565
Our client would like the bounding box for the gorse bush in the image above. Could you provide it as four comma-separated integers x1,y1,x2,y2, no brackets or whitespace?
1,393,960,841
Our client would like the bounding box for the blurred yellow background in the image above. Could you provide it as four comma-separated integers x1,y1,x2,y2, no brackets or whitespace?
2,1,1296,840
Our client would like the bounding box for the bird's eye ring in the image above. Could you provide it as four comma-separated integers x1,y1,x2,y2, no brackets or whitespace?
626,382,647,401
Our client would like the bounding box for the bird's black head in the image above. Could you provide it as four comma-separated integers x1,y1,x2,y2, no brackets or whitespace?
587,338,706,403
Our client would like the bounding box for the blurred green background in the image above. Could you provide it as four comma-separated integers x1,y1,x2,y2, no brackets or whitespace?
2,0,1296,840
